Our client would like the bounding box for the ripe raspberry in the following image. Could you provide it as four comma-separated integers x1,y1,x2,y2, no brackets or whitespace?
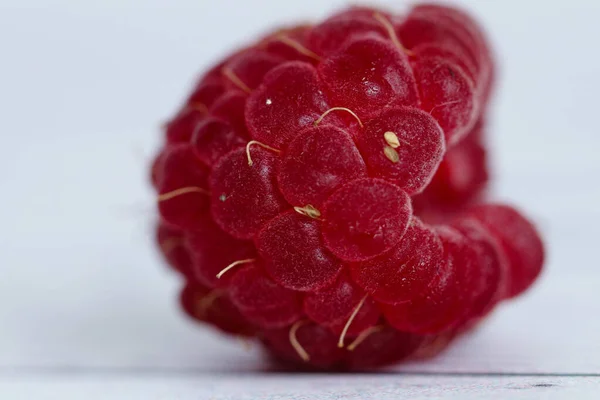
156,144,210,231
278,125,368,207
321,178,413,261
209,146,287,239
379,226,471,334
155,221,193,278
229,262,303,328
261,322,344,369
451,217,508,321
256,211,342,292
150,4,544,370
180,282,255,337
467,204,545,298
185,214,255,288
303,273,380,338
355,107,445,195
413,118,489,222
350,217,444,304
318,34,419,118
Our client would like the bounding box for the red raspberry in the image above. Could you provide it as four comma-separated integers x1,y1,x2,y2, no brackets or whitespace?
321,178,413,261
413,118,489,222
379,226,474,334
451,217,509,321
261,322,344,369
209,146,288,239
180,282,255,337
155,221,193,278
150,4,544,370
185,214,255,288
343,327,425,369
318,34,419,118
228,262,303,328
349,217,444,304
303,273,380,339
256,211,343,292
156,144,210,231
356,107,445,195
467,204,545,298
278,125,368,207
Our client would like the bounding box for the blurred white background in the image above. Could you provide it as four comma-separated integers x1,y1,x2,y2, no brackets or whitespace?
1,0,600,398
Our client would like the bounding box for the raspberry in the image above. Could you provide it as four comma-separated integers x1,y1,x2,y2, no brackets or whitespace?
150,151,165,190
468,204,545,298
246,62,337,149
259,26,320,64
410,4,495,105
427,118,488,203
185,214,255,288
413,118,489,220
412,56,477,144
191,117,247,167
435,225,482,316
209,92,250,138
321,178,412,262
306,10,387,57
256,211,342,291
150,3,545,371
155,221,193,278
411,42,478,86
379,226,474,334
451,217,508,321
157,144,210,231
355,107,445,195
228,262,303,328
165,105,207,144
343,327,425,369
277,125,367,207
303,273,380,339
209,146,287,239
318,34,419,119
262,322,344,369
186,70,226,108
399,14,481,84
349,217,443,304
180,283,255,337
223,50,285,92
399,4,493,93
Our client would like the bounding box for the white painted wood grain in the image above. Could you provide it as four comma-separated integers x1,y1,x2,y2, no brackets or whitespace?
1,375,599,400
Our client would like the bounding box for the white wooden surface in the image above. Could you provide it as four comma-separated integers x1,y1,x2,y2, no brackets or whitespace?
1,375,599,400
1,0,600,398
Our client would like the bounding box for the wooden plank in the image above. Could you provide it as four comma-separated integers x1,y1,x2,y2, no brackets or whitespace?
0,374,599,400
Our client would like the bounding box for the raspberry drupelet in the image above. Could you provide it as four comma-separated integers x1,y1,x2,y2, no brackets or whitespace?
151,3,544,370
